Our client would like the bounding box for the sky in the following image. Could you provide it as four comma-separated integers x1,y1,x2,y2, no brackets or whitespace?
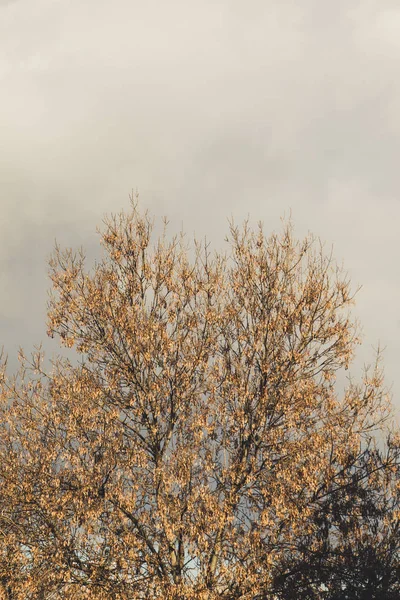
1,0,399,414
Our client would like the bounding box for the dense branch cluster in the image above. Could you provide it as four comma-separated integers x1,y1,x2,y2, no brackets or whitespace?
0,201,398,599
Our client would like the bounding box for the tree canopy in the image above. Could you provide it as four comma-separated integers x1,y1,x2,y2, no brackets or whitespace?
0,200,398,599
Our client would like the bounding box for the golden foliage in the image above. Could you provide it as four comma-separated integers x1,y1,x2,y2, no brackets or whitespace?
0,200,398,598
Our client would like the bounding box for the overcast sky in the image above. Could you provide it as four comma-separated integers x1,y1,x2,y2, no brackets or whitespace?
1,0,399,414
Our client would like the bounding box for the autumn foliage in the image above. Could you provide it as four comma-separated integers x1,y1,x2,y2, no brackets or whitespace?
0,200,398,599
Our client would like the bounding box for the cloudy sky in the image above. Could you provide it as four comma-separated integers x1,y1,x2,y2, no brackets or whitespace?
1,0,399,413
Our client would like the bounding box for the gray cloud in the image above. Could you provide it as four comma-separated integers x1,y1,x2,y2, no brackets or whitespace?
1,0,399,411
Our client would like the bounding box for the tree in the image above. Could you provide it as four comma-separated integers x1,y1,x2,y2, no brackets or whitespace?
269,435,400,599
0,199,398,599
